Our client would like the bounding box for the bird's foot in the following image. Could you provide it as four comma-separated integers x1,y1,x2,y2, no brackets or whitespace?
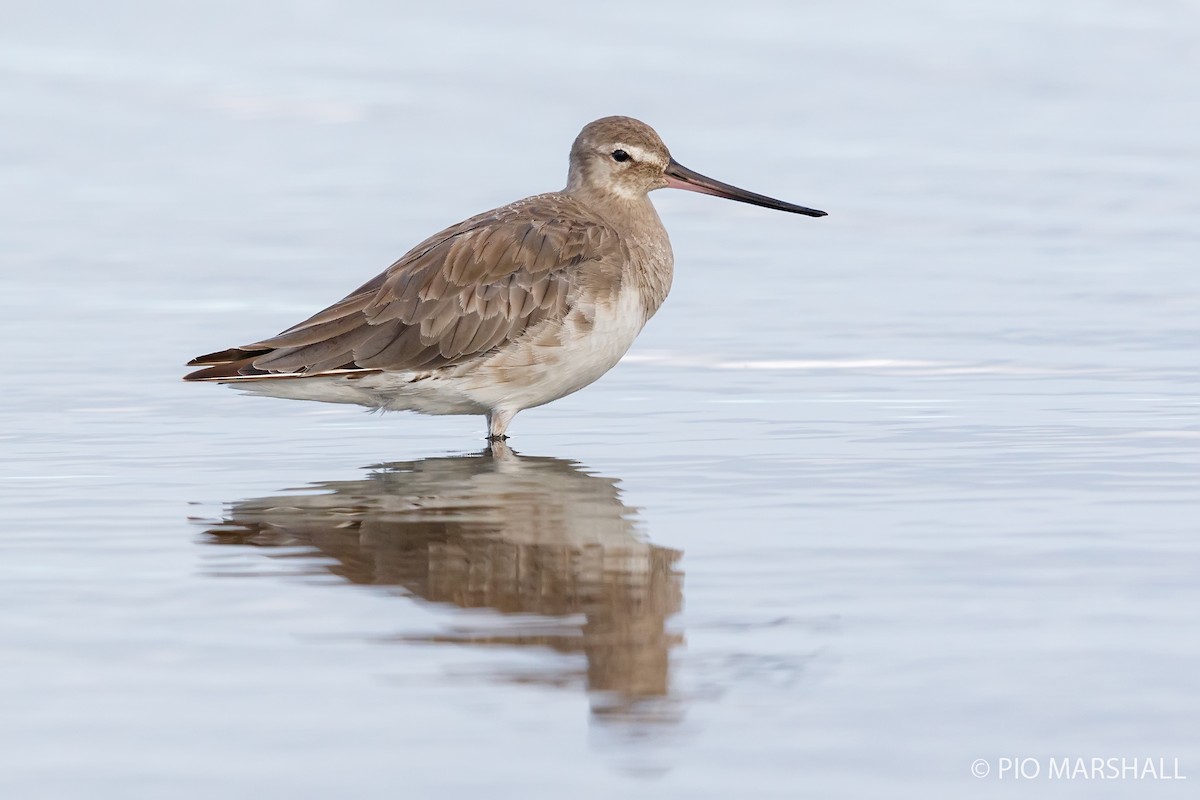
485,409,516,441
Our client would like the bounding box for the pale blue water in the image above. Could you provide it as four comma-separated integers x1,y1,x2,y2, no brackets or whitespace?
1,1,1197,798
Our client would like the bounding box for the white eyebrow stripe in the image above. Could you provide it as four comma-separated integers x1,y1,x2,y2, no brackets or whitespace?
613,143,665,166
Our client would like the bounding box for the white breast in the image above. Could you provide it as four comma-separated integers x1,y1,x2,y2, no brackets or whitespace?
460,285,649,414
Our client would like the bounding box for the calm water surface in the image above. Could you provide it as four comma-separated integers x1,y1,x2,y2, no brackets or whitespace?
2,1,1197,798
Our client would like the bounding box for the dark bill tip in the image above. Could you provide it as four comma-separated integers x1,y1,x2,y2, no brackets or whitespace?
664,158,826,217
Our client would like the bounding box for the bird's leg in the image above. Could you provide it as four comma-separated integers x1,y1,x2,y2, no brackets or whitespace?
486,409,516,441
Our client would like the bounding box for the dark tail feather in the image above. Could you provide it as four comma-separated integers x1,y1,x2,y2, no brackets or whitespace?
186,347,269,367
184,347,272,381
184,359,272,381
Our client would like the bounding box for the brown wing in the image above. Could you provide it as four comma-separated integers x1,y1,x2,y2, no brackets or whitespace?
185,195,620,380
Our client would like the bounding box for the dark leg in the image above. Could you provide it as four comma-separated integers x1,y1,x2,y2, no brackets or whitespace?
486,409,516,440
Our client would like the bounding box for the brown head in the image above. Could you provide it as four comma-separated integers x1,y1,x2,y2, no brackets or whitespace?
566,115,826,217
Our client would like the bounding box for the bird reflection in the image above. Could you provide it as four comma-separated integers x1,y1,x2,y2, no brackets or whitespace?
200,442,683,720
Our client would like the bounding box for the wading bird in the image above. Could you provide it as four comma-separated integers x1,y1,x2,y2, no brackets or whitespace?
185,116,825,439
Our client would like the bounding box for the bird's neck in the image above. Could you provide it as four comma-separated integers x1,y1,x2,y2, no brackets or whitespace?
567,185,663,236
565,187,674,319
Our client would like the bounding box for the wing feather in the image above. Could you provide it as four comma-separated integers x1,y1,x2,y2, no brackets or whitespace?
185,195,623,381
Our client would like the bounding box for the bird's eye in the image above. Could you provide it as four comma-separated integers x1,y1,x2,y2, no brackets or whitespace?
611,149,631,162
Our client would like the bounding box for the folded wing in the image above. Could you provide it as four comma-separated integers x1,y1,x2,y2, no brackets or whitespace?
185,196,619,380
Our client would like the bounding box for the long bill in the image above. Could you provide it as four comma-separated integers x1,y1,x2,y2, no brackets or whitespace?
664,159,827,217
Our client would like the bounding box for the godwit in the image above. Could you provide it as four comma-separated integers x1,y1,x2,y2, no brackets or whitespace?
185,116,825,439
